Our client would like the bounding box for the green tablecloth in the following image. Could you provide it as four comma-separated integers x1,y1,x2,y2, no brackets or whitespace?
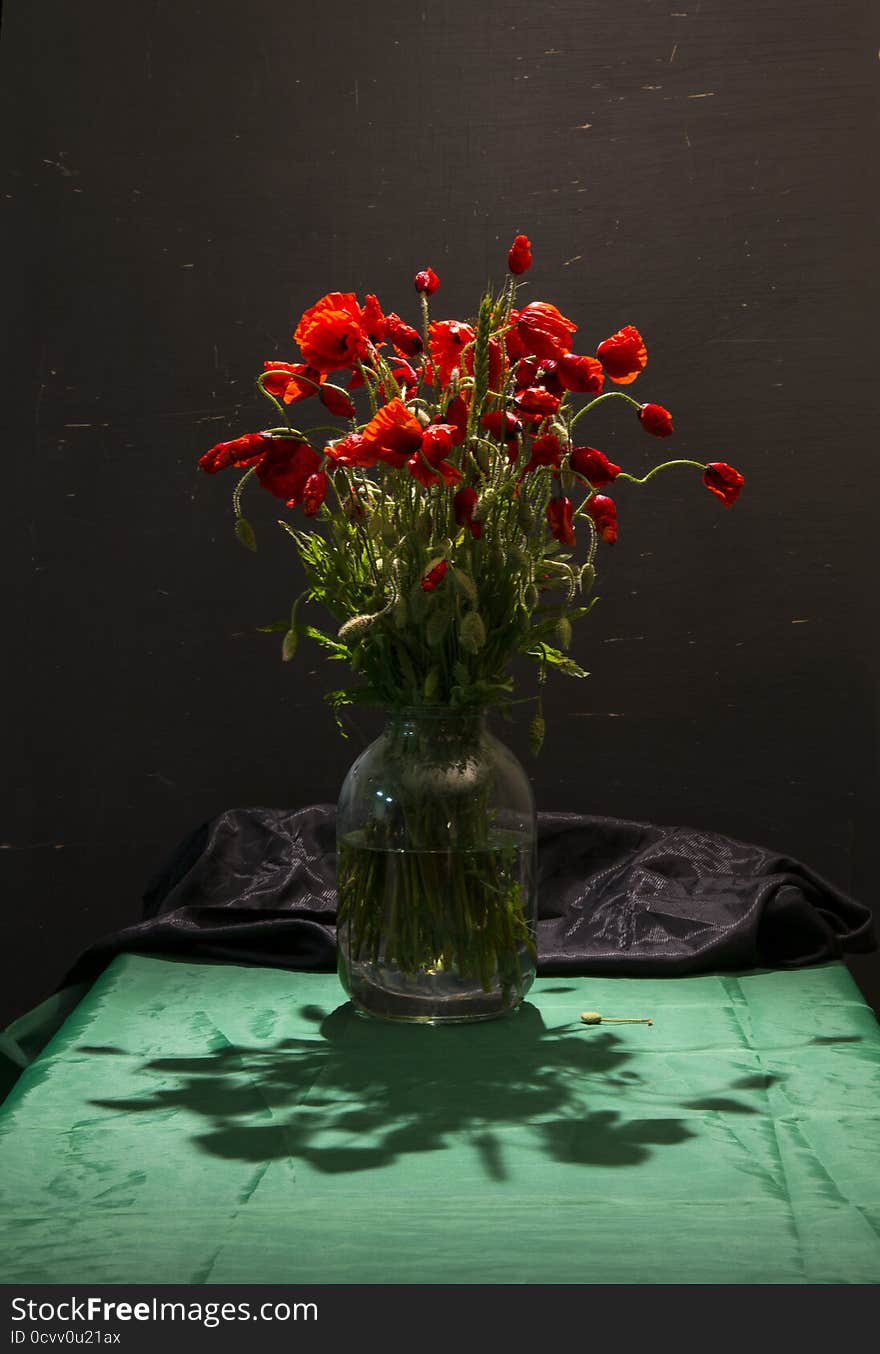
1,954,879,1284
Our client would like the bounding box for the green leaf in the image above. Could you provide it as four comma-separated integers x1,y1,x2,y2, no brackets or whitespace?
235,516,257,552
256,619,289,634
526,642,589,679
303,626,351,661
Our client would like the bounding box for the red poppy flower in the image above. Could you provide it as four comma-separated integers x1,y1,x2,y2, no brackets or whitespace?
480,410,519,440
569,446,621,487
504,315,529,365
703,462,744,508
294,292,369,374
255,439,322,502
585,493,619,544
481,409,521,462
414,267,440,295
420,559,448,592
522,432,565,477
454,486,483,539
596,325,647,384
407,423,461,487
199,432,269,474
515,301,577,361
428,320,476,385
638,403,674,437
300,471,328,516
443,394,469,445
390,357,419,390
319,385,356,418
261,362,321,403
557,354,605,394
361,398,424,468
516,386,562,419
546,497,576,546
385,313,423,358
325,432,379,468
359,294,387,345
508,234,533,275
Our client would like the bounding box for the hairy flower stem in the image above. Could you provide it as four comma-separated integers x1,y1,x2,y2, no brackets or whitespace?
616,459,707,485
569,389,642,428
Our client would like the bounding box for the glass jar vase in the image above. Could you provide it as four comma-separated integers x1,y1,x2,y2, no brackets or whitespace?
336,707,537,1023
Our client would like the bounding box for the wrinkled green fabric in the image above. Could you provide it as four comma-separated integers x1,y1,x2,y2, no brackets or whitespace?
1,954,878,1284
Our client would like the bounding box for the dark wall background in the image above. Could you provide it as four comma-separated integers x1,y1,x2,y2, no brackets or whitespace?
2,0,878,1025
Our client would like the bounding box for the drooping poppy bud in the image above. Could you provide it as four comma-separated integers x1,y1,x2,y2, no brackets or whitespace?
638,402,674,437
569,446,621,487
443,394,469,445
300,471,328,516
508,234,533,275
557,353,605,394
521,432,565,478
454,486,483,539
385,313,423,357
585,493,619,544
546,497,576,546
414,267,440,295
319,384,356,418
596,325,648,384
420,559,448,592
703,462,744,507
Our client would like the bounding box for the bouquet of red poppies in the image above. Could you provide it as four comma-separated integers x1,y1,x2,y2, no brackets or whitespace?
200,234,743,748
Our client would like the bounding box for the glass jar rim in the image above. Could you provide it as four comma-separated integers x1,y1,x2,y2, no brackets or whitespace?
384,704,487,721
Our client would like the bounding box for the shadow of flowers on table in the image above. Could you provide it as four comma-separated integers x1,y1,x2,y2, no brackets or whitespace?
84,1000,757,1179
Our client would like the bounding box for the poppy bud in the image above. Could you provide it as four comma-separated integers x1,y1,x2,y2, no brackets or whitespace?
301,471,328,516
319,384,356,418
638,403,674,438
414,267,440,295
585,494,618,544
453,486,483,540
569,446,621,487
528,713,546,756
546,497,576,546
420,559,448,592
459,610,487,653
703,462,744,507
385,313,423,357
443,394,469,445
508,234,533,275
